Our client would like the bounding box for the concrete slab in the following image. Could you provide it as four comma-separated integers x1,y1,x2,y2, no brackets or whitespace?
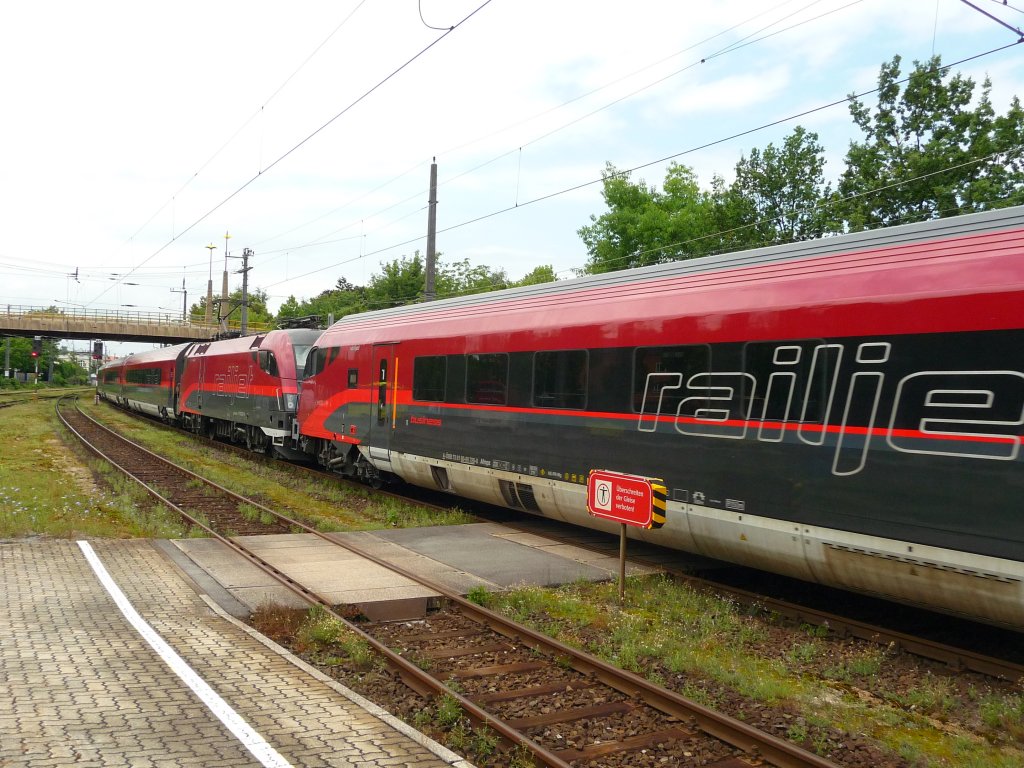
374,523,612,588
171,521,663,622
173,534,439,619
325,531,502,595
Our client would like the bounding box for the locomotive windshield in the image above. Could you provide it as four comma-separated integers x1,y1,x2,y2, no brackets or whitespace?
293,345,313,380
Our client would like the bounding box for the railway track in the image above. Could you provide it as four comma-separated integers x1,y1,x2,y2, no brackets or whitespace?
89,397,1024,683
495,516,1024,683
0,387,90,409
57,396,291,537
64,395,838,767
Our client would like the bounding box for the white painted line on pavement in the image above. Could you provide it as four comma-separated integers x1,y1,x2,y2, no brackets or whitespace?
77,540,294,768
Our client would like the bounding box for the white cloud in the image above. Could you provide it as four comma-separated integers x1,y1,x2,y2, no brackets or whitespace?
0,0,1018,318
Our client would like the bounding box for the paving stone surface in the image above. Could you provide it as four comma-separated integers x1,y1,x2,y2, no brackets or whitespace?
0,539,465,767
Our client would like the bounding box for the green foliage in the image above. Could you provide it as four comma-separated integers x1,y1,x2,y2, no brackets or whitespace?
837,55,1024,229
276,251,554,325
470,726,499,758
433,693,463,729
1,335,87,382
578,162,720,273
436,257,510,298
366,252,428,308
730,125,834,244
190,287,274,327
297,605,347,646
579,55,1023,271
465,585,491,606
511,264,557,286
276,276,367,327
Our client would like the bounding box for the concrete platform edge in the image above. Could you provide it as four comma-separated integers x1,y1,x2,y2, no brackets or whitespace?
198,594,476,768
153,538,251,618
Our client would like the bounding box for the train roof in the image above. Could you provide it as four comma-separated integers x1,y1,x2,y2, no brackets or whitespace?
99,342,190,371
318,205,1024,346
185,328,319,357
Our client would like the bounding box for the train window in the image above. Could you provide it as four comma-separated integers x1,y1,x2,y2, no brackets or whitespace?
413,356,447,402
125,367,162,385
258,350,279,376
632,345,710,414
348,368,358,388
742,340,829,427
303,347,328,379
466,353,508,405
533,350,587,409
293,345,313,379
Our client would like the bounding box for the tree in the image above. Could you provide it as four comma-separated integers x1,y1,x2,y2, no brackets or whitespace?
837,55,1024,230
578,162,720,274
437,258,510,298
365,252,427,309
512,265,558,287
276,277,367,327
730,126,834,244
190,288,274,328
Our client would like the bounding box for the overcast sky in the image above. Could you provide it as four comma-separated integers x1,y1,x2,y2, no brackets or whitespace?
1,0,1021,346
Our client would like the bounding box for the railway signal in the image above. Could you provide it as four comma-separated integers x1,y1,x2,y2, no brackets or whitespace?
31,337,41,358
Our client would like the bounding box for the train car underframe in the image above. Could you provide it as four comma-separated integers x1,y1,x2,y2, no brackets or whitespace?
307,437,387,487
385,450,1024,631
180,412,279,455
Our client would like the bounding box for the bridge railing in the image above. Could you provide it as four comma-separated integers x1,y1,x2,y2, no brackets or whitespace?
1,305,272,334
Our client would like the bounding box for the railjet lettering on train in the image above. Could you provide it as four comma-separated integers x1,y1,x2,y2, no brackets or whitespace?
637,341,1024,476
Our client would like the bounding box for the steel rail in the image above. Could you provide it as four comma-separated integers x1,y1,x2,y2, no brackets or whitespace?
58,397,572,767
67,395,839,767
99,399,455,514
497,518,1024,682
93,396,1024,681
68,405,835,765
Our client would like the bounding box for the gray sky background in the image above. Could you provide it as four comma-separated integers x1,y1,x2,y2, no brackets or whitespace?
1,0,1021,352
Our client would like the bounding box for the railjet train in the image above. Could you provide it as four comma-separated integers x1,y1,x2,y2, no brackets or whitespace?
100,205,1024,630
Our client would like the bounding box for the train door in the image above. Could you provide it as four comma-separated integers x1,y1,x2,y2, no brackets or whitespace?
197,355,206,412
367,342,398,466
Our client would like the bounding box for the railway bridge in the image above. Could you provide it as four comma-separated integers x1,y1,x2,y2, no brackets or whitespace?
1,305,264,344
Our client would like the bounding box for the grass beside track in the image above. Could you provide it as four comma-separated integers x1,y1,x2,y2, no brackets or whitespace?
472,578,1024,768
1,397,470,538
83,400,473,531
0,400,185,538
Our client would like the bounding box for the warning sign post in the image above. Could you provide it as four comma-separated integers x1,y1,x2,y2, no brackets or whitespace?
587,470,667,602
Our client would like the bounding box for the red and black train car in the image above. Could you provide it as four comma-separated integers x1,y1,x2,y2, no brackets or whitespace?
297,206,1024,629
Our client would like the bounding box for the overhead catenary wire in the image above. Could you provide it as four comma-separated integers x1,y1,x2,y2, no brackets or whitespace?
120,0,371,251
252,0,853,260
85,0,496,310
959,0,1024,37
260,40,1022,299
285,144,1021,314
84,0,869,299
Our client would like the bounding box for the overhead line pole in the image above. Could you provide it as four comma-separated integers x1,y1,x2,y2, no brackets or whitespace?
238,248,253,335
424,158,438,301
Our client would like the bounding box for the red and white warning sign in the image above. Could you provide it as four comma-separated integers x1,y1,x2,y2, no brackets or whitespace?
586,470,665,529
